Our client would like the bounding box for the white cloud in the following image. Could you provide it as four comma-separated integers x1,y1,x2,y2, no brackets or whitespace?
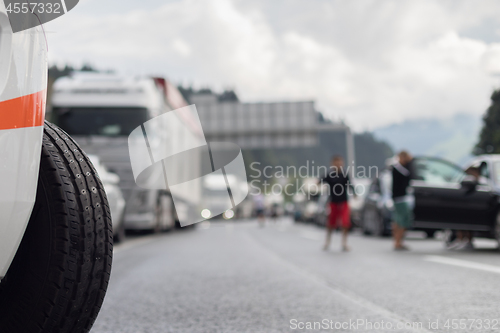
172,39,192,57
44,0,500,130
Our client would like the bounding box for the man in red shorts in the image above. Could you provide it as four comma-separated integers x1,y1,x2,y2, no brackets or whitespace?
319,156,354,251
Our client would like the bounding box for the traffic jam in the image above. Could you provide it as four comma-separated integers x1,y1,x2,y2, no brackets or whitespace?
2,1,500,333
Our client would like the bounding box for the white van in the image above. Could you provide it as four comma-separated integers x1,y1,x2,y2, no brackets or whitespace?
51,73,199,231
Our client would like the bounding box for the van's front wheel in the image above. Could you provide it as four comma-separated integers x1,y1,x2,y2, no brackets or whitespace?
0,121,113,333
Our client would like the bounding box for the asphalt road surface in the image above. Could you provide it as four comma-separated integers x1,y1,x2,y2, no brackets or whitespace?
91,218,500,333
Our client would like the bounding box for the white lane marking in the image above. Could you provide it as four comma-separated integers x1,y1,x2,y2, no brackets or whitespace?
424,255,500,275
246,233,432,333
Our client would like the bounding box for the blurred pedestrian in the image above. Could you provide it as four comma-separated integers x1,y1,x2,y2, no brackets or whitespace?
320,156,354,251
254,193,266,227
392,150,414,251
270,203,279,222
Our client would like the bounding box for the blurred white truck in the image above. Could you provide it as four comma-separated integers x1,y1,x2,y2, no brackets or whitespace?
51,73,200,231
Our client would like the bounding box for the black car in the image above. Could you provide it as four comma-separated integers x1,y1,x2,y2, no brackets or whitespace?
362,155,500,242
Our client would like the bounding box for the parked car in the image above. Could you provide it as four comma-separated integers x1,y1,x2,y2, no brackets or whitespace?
298,185,329,225
0,5,112,332
293,178,324,223
306,178,370,228
362,156,479,238
292,192,307,222
295,178,370,228
88,155,126,242
420,154,500,243
362,170,394,236
311,191,330,226
348,178,372,227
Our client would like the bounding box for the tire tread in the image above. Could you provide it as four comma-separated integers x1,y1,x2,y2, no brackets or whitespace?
0,121,113,333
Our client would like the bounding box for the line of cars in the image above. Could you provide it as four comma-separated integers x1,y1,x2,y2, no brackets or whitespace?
293,177,371,228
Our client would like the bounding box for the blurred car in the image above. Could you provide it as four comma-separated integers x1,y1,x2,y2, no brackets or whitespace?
235,189,255,219
362,170,394,236
88,155,126,242
293,178,322,222
411,156,495,240
284,202,295,216
265,192,285,219
303,178,369,228
348,178,372,227
300,185,329,224
292,192,307,221
423,154,500,243
362,155,500,240
296,178,369,228
300,192,329,225
201,174,233,220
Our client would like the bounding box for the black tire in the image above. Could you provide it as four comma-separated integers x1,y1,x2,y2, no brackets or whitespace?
361,208,374,236
362,208,386,237
373,215,384,237
425,230,436,239
0,121,113,333
362,223,372,235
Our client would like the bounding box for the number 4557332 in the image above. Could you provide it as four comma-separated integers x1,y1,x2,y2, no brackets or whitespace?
443,319,499,330
6,2,61,14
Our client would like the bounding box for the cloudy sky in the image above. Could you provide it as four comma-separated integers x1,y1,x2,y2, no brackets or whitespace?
44,0,500,130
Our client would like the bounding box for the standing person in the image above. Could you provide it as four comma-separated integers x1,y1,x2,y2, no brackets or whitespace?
320,156,354,252
254,193,266,227
270,203,279,222
392,151,414,251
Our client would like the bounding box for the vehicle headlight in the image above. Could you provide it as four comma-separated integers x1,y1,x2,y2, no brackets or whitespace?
201,209,211,219
223,209,234,220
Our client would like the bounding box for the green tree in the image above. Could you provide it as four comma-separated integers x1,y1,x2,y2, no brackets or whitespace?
475,90,500,154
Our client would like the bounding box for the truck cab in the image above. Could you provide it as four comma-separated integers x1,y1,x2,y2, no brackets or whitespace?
51,73,193,231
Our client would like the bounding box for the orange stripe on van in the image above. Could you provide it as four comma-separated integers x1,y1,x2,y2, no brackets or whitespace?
0,90,46,130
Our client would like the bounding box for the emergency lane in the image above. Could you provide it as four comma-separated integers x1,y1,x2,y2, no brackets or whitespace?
92,219,500,333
